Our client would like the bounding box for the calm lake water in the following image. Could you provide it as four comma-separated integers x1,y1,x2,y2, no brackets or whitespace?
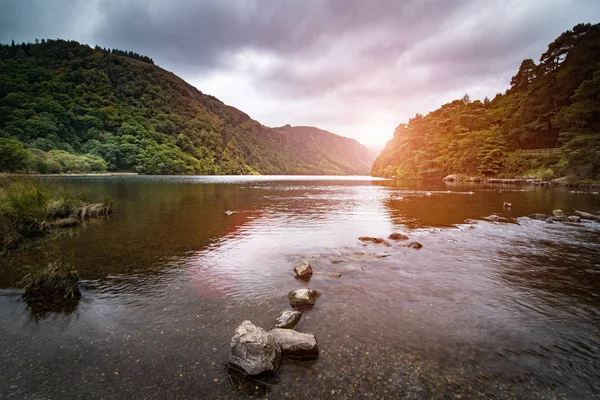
1,176,599,399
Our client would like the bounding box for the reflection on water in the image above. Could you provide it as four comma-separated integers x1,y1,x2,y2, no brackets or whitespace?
0,176,599,399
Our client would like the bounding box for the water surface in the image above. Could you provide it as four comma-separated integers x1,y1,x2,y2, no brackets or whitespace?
1,176,599,399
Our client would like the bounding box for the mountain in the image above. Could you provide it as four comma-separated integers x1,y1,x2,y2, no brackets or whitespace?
0,39,373,175
372,23,600,181
270,125,375,175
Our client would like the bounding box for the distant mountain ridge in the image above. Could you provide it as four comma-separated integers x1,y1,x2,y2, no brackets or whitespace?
0,39,374,175
271,125,376,175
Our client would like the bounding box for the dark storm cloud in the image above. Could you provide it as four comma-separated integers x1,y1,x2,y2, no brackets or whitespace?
1,0,599,144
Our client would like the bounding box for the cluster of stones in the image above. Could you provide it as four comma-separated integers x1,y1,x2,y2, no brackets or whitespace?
529,209,599,223
359,233,422,249
227,261,322,376
228,231,423,376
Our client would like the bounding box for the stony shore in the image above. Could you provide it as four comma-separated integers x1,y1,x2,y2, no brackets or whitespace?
442,174,600,189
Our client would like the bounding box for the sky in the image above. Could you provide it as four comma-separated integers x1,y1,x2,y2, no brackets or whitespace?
1,1,599,145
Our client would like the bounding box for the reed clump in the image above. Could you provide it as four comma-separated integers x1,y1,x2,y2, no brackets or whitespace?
20,259,80,302
0,177,112,252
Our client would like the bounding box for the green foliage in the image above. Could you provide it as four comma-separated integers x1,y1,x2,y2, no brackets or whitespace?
0,177,112,252
0,138,29,171
373,23,600,181
0,39,373,176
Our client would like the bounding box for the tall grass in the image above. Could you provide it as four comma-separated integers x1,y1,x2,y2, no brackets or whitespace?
20,259,81,302
0,177,112,252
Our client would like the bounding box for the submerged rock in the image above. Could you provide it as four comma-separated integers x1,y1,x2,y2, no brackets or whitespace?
358,237,391,247
407,242,423,249
552,216,568,222
224,210,239,216
288,289,321,309
574,210,597,220
270,329,319,358
568,215,582,223
312,272,343,281
388,233,409,241
503,202,512,208
293,261,313,280
529,213,550,220
228,321,281,376
275,310,303,329
464,218,478,224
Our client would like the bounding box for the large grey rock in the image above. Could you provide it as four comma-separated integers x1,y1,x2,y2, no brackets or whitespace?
270,329,319,358
574,210,597,220
228,321,281,375
288,288,321,309
293,261,313,280
275,310,303,329
552,209,565,217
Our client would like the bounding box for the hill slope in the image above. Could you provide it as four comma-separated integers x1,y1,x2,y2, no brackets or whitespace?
0,39,373,175
372,23,600,181
271,125,375,175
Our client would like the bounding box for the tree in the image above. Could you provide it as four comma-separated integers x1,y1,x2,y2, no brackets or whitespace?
0,138,30,171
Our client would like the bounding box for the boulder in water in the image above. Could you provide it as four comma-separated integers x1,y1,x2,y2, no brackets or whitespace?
288,288,321,309
388,233,409,241
358,236,392,247
293,261,313,280
568,215,581,223
552,209,565,217
274,310,303,329
407,242,423,249
270,329,319,358
228,321,282,376
574,210,597,220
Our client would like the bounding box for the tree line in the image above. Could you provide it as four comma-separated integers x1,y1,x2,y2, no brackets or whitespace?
372,23,600,182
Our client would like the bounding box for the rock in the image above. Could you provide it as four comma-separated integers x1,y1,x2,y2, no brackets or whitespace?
311,272,343,281
288,289,321,309
503,202,512,208
443,174,460,182
388,233,409,241
552,216,568,222
224,210,238,216
270,329,319,358
552,209,565,217
485,214,502,222
358,236,391,247
464,218,478,224
293,261,313,280
546,218,554,224
568,215,581,223
407,241,423,249
274,310,303,329
574,210,597,220
228,321,282,375
529,213,550,220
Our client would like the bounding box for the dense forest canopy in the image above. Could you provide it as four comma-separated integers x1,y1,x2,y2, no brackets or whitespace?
0,39,374,175
372,23,600,181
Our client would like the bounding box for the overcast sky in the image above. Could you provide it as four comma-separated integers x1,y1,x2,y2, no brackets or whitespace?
1,0,599,145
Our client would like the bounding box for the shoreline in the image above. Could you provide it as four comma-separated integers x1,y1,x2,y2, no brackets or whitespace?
442,174,600,189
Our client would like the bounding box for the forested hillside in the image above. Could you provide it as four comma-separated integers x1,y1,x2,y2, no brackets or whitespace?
0,39,373,175
372,23,600,181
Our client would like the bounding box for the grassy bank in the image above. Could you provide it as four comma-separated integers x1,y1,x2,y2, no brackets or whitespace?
0,177,112,253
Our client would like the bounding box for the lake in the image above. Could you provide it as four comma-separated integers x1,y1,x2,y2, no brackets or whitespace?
1,175,599,399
